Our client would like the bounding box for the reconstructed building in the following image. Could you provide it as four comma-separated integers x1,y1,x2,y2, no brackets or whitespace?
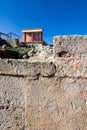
22,28,43,44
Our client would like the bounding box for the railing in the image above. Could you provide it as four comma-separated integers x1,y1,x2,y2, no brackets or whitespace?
8,32,19,39
0,32,9,40
0,32,19,40
0,32,19,47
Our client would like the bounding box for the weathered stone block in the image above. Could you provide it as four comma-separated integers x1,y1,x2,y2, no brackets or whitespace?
41,62,56,77
0,60,56,78
0,76,25,130
53,35,87,57
0,56,87,130
26,77,87,130
55,58,87,78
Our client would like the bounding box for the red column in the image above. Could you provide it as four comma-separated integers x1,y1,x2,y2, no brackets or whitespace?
32,33,34,41
24,33,26,42
39,32,42,41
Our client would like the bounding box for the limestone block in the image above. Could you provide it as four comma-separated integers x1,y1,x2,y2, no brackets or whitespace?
0,60,56,78
41,62,56,77
0,76,25,130
53,35,87,56
25,77,87,130
0,57,87,130
0,59,40,77
55,58,87,78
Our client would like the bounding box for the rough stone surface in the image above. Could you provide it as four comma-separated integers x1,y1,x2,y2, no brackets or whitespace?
0,57,87,130
26,77,87,130
0,76,25,130
0,35,87,130
53,35,87,57
0,59,56,77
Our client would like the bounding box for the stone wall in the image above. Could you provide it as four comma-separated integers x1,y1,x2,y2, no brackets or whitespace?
0,35,87,130
53,35,87,57
0,57,87,130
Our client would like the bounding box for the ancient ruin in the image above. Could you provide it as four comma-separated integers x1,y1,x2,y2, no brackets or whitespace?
0,35,87,130
21,28,44,45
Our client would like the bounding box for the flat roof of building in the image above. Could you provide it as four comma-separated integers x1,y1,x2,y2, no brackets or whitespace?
22,28,43,33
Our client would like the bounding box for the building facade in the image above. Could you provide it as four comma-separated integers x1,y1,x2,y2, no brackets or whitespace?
22,28,43,44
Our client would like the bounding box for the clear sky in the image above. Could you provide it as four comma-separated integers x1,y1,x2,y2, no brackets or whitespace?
0,0,87,44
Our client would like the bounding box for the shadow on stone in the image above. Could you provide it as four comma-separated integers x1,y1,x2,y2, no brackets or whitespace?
58,51,68,57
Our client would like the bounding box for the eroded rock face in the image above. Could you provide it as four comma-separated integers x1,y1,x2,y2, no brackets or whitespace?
53,35,87,57
26,77,87,130
0,59,56,78
0,57,87,130
0,35,87,130
0,76,25,130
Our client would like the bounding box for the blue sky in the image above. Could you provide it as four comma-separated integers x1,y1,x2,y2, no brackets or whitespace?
0,0,87,44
